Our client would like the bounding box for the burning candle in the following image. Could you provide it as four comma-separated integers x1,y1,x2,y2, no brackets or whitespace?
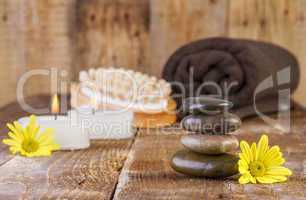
18,94,90,150
51,94,60,119
75,95,135,139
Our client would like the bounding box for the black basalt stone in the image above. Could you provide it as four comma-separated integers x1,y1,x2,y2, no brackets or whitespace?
171,149,239,178
181,113,241,134
183,97,233,115
181,134,239,155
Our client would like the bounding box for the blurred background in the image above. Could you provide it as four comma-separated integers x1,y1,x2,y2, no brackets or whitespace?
0,0,305,108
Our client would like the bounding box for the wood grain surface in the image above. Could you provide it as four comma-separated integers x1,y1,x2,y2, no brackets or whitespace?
0,95,133,200
113,111,306,200
0,140,132,200
1,96,306,199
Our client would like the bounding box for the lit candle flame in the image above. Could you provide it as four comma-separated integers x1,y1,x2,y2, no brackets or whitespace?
51,94,60,116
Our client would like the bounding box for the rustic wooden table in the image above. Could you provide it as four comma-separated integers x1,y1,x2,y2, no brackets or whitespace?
0,95,305,200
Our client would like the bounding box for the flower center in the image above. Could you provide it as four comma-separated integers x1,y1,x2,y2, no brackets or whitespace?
22,139,39,153
249,161,266,177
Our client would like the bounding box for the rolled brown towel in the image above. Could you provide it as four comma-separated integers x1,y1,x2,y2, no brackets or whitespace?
162,37,300,118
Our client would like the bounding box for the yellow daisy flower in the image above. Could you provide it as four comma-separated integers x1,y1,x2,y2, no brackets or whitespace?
2,115,60,157
238,134,292,184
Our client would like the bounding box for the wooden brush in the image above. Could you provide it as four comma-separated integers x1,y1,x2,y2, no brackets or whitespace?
78,67,173,114
71,83,177,128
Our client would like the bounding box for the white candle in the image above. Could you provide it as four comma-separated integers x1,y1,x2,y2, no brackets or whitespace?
75,105,135,139
18,94,90,150
18,114,90,150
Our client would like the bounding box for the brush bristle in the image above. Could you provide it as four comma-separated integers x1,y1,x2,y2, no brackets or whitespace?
79,67,172,111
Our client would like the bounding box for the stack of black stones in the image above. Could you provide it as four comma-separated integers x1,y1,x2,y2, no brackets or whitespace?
171,97,241,178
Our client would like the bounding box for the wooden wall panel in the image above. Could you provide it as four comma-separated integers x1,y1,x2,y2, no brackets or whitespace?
291,0,306,106
150,0,228,77
0,0,25,108
0,0,75,108
228,0,306,105
74,0,150,75
24,0,75,93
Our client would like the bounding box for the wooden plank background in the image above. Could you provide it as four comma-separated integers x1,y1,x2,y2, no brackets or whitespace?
0,0,306,107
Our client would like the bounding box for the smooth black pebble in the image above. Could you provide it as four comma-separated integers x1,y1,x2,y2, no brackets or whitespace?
171,149,238,178
183,96,233,115
181,113,241,134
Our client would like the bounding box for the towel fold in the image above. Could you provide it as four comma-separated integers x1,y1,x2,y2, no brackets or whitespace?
162,37,300,118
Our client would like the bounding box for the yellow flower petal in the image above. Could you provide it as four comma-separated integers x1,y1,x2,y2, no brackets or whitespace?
9,146,19,154
31,149,52,157
27,126,39,139
239,173,251,184
239,153,249,164
7,123,18,134
269,158,285,167
29,115,36,126
3,139,20,146
8,132,21,143
238,134,292,184
263,145,280,160
256,176,274,184
266,175,288,182
263,146,284,167
39,143,60,151
238,159,249,174
251,142,257,161
13,121,24,134
240,141,252,163
257,135,268,161
37,128,56,145
27,115,40,138
266,166,292,176
3,115,59,157
238,159,248,168
249,175,256,183
257,175,287,183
